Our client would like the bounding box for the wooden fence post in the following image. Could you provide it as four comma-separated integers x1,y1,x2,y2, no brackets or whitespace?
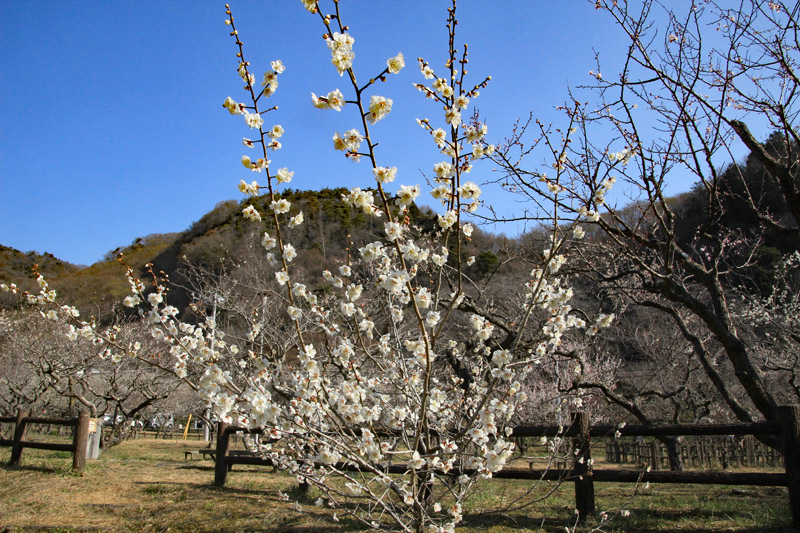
8,409,30,467
72,411,90,472
571,411,595,522
779,405,800,530
214,421,231,487
649,441,659,471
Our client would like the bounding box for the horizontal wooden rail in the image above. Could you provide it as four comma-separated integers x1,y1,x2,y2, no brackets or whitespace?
23,416,80,427
215,456,787,489
511,421,781,438
592,422,781,437
18,441,76,452
1,415,80,427
587,469,786,486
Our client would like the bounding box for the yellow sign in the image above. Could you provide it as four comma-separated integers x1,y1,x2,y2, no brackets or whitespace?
88,419,98,434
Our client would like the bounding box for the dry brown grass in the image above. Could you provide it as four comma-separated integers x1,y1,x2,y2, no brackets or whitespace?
0,438,345,532
0,438,793,532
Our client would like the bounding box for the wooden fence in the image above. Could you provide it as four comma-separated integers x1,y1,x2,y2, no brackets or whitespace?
0,409,91,472
211,406,800,528
517,406,799,526
604,435,783,469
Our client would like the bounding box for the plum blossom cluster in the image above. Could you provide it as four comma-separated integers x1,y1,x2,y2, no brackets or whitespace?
413,51,494,230
326,31,355,75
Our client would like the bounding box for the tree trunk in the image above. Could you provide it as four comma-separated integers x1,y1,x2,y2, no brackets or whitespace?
660,435,684,471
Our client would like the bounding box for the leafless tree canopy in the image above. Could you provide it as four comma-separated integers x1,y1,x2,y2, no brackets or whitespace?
491,0,800,436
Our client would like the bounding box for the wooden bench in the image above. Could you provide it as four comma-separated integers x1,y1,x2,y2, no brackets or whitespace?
184,449,216,461
529,459,568,471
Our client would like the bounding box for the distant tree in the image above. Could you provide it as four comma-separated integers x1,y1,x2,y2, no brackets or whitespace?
0,307,193,446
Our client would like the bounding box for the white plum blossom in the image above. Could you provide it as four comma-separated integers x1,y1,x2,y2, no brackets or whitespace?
419,59,435,79
275,270,289,286
597,313,615,328
382,270,410,295
261,232,277,250
438,210,457,229
242,205,261,221
408,451,425,470
262,69,279,96
414,287,432,308
312,88,345,111
444,106,462,127
289,212,304,227
333,128,364,153
359,241,384,262
459,181,481,200
367,95,393,124
432,128,447,147
433,161,455,180
243,111,263,129
268,124,284,139
283,243,297,262
346,284,363,302
238,179,259,196
430,185,450,203
384,222,403,241
271,59,285,74
579,206,601,222
387,52,405,74
223,96,242,115
372,166,397,184
395,184,420,207
276,168,294,183
342,187,377,215
271,198,291,214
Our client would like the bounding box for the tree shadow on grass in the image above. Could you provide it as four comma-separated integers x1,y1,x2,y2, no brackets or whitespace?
461,509,571,532
174,462,214,472
459,507,794,533
0,463,68,475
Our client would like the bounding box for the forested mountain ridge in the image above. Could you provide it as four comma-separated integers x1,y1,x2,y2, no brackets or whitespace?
0,188,508,319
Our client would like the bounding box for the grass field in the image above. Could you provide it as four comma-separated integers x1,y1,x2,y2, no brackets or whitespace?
0,437,793,532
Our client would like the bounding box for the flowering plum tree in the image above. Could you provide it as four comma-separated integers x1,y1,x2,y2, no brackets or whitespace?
1,1,614,531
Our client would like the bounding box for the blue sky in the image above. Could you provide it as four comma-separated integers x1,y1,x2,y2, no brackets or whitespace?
2,1,676,266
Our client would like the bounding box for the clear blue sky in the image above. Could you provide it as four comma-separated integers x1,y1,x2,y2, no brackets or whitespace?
1,1,673,266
